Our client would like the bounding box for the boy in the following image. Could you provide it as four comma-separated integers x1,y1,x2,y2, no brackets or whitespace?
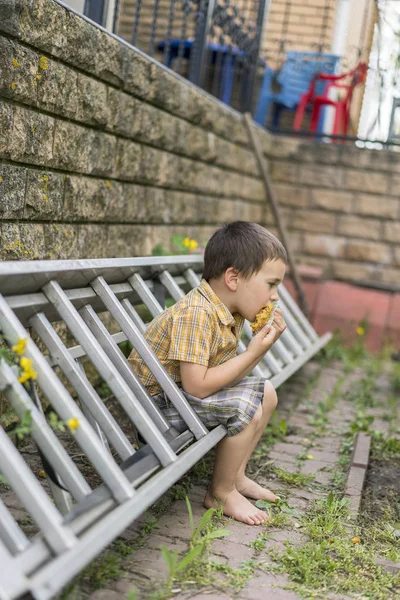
129,222,287,525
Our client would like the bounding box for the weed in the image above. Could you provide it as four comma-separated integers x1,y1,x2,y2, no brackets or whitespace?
272,468,315,487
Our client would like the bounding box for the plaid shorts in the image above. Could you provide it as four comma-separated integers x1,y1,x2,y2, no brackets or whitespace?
152,376,267,437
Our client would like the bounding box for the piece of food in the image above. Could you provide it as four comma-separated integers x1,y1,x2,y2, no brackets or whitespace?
250,302,276,334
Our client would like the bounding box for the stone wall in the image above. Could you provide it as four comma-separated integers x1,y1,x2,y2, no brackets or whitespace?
0,0,399,292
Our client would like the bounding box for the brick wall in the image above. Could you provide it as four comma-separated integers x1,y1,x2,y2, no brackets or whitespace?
0,0,399,291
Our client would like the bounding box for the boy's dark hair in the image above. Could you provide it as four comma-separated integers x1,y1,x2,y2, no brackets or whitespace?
203,221,288,281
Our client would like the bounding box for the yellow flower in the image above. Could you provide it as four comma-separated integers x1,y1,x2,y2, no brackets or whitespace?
302,438,309,443
189,239,198,251
307,454,314,459
67,418,80,432
356,327,365,336
20,357,32,370
38,470,46,478
12,338,27,355
18,356,37,383
351,536,361,544
183,237,190,247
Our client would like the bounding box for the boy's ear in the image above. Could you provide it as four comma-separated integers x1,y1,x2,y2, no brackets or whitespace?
224,267,239,291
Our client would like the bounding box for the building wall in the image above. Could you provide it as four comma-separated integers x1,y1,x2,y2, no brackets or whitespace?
0,0,399,294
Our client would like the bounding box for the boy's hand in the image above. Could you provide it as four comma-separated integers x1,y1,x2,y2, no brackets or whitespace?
271,308,286,342
247,309,287,359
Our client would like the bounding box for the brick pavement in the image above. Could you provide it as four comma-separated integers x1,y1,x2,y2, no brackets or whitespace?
3,357,398,599
86,360,376,600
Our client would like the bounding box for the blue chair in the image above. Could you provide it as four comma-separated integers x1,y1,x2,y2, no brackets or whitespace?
254,51,340,128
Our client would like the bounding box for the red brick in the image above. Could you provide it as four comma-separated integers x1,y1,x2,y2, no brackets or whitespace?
312,280,392,352
385,293,400,348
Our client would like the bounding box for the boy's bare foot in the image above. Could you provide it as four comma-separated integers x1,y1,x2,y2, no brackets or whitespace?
204,488,269,525
236,475,277,502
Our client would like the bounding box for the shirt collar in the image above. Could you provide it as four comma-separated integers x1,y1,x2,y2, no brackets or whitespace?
198,279,236,326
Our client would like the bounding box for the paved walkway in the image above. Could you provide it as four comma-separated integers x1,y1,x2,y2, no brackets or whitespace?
86,356,398,600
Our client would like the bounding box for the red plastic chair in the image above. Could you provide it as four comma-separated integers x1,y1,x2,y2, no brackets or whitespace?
293,62,368,135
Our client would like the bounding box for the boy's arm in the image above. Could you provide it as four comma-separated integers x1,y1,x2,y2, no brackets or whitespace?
180,309,286,398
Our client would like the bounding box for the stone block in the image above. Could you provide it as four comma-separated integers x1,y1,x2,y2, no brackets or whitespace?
271,161,299,183
95,30,124,87
37,58,78,119
311,188,353,212
77,224,108,258
52,120,91,172
299,164,342,188
140,104,177,151
64,175,106,220
62,10,101,73
383,221,400,243
18,222,46,259
380,267,400,286
0,0,24,36
122,45,155,101
1,222,46,260
11,106,54,165
344,169,390,194
43,223,79,259
108,88,142,139
337,215,381,240
24,170,64,219
0,36,38,106
272,183,309,208
354,194,398,219
88,132,116,176
19,0,68,58
0,101,13,158
332,260,379,283
394,248,400,267
76,73,109,127
303,234,346,258
106,224,153,257
115,139,142,181
0,164,26,218
290,209,336,234
345,240,392,264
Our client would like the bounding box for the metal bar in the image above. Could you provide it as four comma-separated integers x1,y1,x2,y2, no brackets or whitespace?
0,426,77,555
158,270,185,301
30,312,133,461
42,281,177,467
0,497,30,555
176,0,192,75
121,300,146,333
244,0,269,112
279,328,303,357
79,303,171,434
129,273,164,317
271,339,293,366
91,277,209,440
75,359,112,455
0,294,134,504
0,539,28,599
0,361,90,502
279,284,319,342
148,0,160,56
189,0,216,85
277,293,312,350
28,426,226,600
131,0,142,47
30,382,75,516
270,332,332,389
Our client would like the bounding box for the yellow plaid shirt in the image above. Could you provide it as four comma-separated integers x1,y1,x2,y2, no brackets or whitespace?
128,279,245,396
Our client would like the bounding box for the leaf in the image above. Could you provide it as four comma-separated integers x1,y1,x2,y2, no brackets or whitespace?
193,508,214,540
175,544,203,572
185,495,194,534
255,499,273,509
161,546,178,573
206,528,231,540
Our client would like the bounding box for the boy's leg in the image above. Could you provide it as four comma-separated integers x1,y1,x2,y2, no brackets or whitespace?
236,381,278,502
204,381,278,525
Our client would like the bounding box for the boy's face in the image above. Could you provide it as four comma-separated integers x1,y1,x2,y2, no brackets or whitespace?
235,259,286,321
